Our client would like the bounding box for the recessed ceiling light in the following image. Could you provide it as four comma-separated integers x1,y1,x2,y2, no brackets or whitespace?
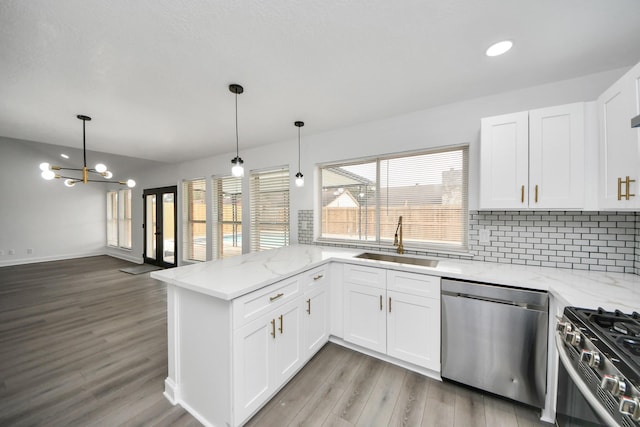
486,40,513,57
60,153,69,159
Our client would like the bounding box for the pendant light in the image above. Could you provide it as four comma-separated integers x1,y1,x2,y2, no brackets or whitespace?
39,115,136,188
229,84,245,177
294,121,305,187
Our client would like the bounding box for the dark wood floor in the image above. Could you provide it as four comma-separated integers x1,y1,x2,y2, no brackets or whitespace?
0,256,551,427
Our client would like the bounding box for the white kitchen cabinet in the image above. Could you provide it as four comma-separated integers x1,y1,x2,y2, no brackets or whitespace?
342,264,441,371
303,285,328,358
386,270,440,371
343,281,387,353
480,102,586,210
387,290,439,370
598,61,640,209
233,297,304,423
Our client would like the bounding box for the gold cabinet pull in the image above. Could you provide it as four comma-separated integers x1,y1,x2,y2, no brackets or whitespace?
535,185,539,203
521,185,525,203
379,295,383,311
306,298,311,315
389,297,392,313
618,177,623,201
271,319,276,338
269,293,284,302
313,274,323,281
278,315,283,334
626,176,636,200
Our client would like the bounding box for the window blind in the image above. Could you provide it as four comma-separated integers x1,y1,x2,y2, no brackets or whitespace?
106,191,118,247
211,176,242,259
182,178,207,262
320,146,469,251
250,167,290,252
117,189,132,249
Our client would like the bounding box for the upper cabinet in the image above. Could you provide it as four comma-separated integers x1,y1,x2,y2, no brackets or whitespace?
598,61,640,210
480,103,586,210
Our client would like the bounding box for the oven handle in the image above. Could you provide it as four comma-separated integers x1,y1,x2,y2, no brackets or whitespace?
555,333,619,427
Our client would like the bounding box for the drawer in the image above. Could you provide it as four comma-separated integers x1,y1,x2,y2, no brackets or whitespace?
301,265,328,289
343,264,386,289
233,276,301,328
387,270,440,299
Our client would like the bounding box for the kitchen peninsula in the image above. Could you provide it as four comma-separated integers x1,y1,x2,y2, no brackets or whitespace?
151,244,640,427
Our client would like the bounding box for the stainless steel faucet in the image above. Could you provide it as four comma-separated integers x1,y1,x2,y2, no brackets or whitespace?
393,216,404,254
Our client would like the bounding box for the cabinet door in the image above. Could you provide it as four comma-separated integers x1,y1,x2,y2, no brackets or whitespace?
598,63,640,209
233,313,274,423
343,282,386,353
529,103,585,209
387,290,440,371
304,286,328,358
480,111,529,209
272,299,304,385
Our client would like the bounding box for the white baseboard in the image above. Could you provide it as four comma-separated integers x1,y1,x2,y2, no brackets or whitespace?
0,249,106,268
106,250,142,264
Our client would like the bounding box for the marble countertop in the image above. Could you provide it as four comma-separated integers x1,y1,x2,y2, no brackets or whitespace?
151,244,640,312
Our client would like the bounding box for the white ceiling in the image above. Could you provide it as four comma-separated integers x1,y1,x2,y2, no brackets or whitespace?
1,0,639,163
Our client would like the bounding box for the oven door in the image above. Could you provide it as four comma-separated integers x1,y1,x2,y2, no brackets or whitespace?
555,334,617,427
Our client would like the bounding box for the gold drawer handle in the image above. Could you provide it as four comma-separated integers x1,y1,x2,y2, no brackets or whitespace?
269,293,284,302
278,315,283,334
521,185,525,203
535,185,539,203
627,176,636,200
313,274,324,281
271,319,276,338
618,177,623,201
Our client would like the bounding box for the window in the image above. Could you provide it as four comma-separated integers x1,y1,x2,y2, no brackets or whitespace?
182,178,207,262
211,176,242,259
106,189,132,249
250,167,290,252
320,146,468,251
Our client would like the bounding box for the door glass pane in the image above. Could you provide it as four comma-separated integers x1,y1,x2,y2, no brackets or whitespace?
163,192,175,264
146,195,156,260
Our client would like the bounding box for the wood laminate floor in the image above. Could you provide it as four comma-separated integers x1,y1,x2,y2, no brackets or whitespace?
0,256,552,427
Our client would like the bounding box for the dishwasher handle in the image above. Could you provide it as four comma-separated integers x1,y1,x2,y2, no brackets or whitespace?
442,291,545,311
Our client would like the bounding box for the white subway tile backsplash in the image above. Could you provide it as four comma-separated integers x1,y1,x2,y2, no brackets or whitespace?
298,209,640,275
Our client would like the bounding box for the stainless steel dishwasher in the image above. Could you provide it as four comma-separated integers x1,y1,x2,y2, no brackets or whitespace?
441,278,548,408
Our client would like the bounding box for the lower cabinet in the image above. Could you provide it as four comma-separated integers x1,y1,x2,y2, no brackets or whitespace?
342,264,441,371
233,268,328,424
343,282,387,353
304,285,329,358
386,290,440,371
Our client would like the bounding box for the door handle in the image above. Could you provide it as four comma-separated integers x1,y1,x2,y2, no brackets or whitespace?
271,319,276,338
535,185,539,203
306,298,311,315
379,295,383,311
521,185,525,203
389,297,392,313
278,315,283,334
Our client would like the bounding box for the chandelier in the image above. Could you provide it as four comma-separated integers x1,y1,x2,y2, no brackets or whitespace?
39,115,136,188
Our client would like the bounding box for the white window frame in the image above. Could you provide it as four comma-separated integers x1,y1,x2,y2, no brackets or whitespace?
250,166,290,252
106,189,132,249
182,178,207,262
211,175,243,259
318,145,469,253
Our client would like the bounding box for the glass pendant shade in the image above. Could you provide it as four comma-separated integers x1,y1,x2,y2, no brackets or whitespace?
39,162,50,171
229,84,245,177
64,179,76,187
126,179,136,188
41,169,56,180
295,172,304,187
95,163,107,173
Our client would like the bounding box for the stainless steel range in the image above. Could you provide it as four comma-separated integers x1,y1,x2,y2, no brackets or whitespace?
556,307,640,427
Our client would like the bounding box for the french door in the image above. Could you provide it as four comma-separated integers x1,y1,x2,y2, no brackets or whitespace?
143,186,177,268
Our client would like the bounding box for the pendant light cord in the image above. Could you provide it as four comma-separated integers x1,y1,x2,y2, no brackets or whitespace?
235,92,239,158
298,126,301,172
82,119,87,168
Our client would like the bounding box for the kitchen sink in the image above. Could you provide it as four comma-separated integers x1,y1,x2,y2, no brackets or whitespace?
354,252,439,268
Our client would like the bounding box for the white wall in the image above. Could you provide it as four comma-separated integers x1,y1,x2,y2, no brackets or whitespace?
0,137,107,266
108,66,627,263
